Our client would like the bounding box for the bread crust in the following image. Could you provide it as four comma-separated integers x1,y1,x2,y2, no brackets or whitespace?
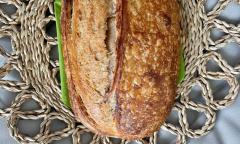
61,0,181,139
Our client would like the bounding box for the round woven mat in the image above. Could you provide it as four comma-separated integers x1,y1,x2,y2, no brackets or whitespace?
0,0,239,144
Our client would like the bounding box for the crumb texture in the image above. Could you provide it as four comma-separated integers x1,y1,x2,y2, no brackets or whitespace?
75,0,117,96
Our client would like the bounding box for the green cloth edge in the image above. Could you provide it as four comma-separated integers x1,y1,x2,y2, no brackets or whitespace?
54,0,71,108
54,0,185,107
178,47,185,83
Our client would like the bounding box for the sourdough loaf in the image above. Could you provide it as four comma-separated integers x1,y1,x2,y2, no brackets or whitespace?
61,0,181,139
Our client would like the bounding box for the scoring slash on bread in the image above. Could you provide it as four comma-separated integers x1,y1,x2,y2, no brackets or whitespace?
61,0,181,140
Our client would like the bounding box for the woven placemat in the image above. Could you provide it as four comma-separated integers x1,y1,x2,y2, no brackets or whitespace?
0,0,239,144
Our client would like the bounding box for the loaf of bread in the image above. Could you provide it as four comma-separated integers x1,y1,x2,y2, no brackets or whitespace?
61,0,181,139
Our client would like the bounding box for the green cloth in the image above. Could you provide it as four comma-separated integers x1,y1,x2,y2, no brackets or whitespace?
54,0,70,107
178,48,185,83
54,0,185,107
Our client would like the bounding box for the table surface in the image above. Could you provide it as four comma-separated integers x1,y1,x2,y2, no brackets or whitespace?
0,0,240,144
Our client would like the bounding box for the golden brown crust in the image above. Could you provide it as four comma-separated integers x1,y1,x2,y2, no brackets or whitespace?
61,0,181,140
61,0,103,134
115,0,180,137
